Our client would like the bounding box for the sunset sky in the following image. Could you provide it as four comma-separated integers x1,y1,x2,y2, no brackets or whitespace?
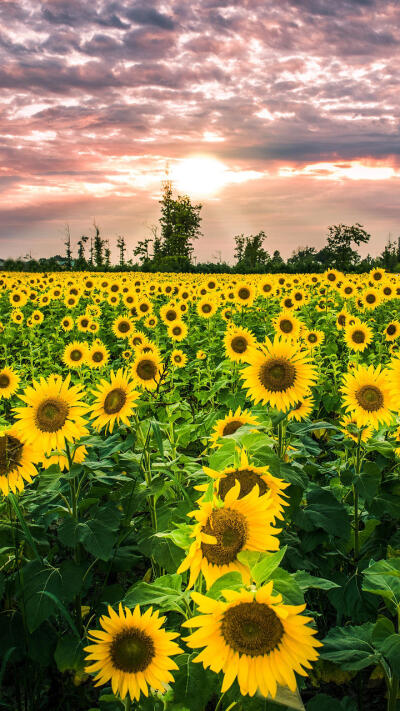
0,0,399,263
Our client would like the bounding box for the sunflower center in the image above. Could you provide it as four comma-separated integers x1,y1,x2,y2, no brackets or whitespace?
238,288,250,300
384,287,392,296
327,273,336,281
139,304,149,313
263,284,271,293
35,398,69,433
355,385,384,412
259,358,296,392
137,359,157,381
104,388,127,414
338,315,346,326
110,627,155,673
201,508,247,565
308,334,317,343
92,351,104,363
280,319,293,334
0,434,23,476
284,298,293,308
352,330,365,344
166,310,177,321
174,355,182,363
172,326,182,335
344,287,352,294
221,602,284,656
218,469,268,500
222,420,243,436
70,349,83,361
387,325,396,335
231,336,247,354
0,374,11,388
366,294,376,304
202,304,212,313
81,319,89,328
118,321,130,333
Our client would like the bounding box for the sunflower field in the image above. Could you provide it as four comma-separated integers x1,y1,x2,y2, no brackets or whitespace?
1,268,400,711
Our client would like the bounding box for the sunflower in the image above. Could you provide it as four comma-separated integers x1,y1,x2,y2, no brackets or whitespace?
131,353,162,391
11,309,24,324
13,374,89,456
31,309,44,325
336,310,349,330
224,327,256,363
303,330,324,350
171,349,187,368
77,314,91,332
160,303,179,326
209,407,259,448
273,311,301,341
112,316,133,339
0,425,39,496
61,316,74,331
88,342,109,369
202,450,288,522
129,331,147,348
182,583,321,698
242,339,317,411
196,350,206,360
370,267,385,283
197,298,217,319
344,322,373,352
384,321,400,342
361,288,381,310
63,341,88,368
324,269,342,285
341,364,395,429
340,415,373,443
0,367,20,399
84,603,182,703
234,282,256,307
136,298,152,317
340,282,356,299
90,369,139,433
259,278,275,297
221,307,233,322
177,484,280,589
287,395,314,421
167,321,188,342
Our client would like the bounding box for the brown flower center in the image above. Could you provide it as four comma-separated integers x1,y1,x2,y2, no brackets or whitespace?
384,287,392,296
327,273,336,281
218,469,267,500
387,325,396,335
351,330,365,344
259,357,296,392
118,321,130,333
104,388,127,414
35,398,69,433
92,351,104,363
201,304,212,314
238,288,250,300
172,325,182,336
81,318,89,328
280,319,293,334
166,309,177,322
221,601,283,656
262,284,272,293
366,294,376,304
222,420,243,436
110,627,154,673
0,434,23,476
201,508,247,565
137,359,157,381
0,374,11,388
308,333,317,343
338,314,346,326
70,349,83,362
231,336,247,354
355,385,384,412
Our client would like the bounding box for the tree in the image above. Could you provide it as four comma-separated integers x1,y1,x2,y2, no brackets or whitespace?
287,246,320,273
323,223,371,272
234,231,269,271
133,239,152,267
158,180,202,261
378,235,400,271
93,221,104,269
104,240,111,270
64,225,72,270
117,236,126,267
76,235,89,270
269,250,285,273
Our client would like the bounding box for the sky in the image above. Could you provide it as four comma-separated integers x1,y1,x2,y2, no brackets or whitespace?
0,0,400,263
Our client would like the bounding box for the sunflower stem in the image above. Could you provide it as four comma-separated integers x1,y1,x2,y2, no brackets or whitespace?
353,431,363,562
122,696,131,711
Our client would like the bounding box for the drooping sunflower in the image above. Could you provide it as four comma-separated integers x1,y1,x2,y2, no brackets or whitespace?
167,321,188,342
88,342,109,369
112,316,134,339
202,450,288,522
84,603,182,703
177,484,280,589
90,369,139,433
63,341,88,368
242,339,317,411
0,367,20,399
273,311,301,341
13,374,89,455
224,327,256,363
341,364,395,429
0,425,39,496
131,353,162,391
344,322,373,352
340,415,373,443
182,583,321,698
287,395,314,422
384,321,400,342
209,407,259,448
171,349,187,368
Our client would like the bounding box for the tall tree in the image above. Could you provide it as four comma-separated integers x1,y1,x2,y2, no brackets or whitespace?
93,221,104,268
158,180,202,260
323,223,371,272
76,235,88,270
234,231,269,271
117,236,126,267
64,225,72,270
104,240,111,270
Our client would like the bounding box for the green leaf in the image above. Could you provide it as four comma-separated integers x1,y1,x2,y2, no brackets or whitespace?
270,569,304,605
372,617,395,649
207,572,244,600
8,492,42,561
294,571,340,592
173,653,219,711
154,524,193,550
124,574,185,613
321,623,378,670
362,558,400,608
250,547,287,587
54,634,84,673
354,461,381,501
300,484,350,538
307,695,356,711
152,420,164,457
380,634,400,676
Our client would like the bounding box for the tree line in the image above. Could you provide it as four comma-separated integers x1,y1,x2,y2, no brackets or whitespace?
1,180,400,273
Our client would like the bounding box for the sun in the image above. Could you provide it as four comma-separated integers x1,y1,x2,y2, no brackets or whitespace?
171,156,228,196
